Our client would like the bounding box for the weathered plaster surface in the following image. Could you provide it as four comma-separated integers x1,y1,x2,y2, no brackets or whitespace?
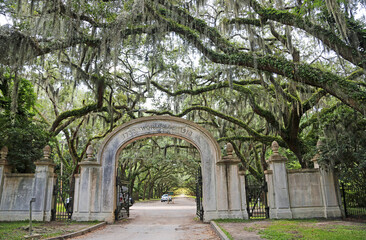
73,116,247,222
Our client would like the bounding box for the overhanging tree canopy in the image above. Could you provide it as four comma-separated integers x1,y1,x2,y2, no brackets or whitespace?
0,0,365,172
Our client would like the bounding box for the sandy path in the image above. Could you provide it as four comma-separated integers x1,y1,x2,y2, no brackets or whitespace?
73,196,219,240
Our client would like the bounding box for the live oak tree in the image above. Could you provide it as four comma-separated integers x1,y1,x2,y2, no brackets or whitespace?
0,0,365,172
0,70,50,172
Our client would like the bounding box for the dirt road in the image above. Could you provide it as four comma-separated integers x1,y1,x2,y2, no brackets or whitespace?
73,196,219,240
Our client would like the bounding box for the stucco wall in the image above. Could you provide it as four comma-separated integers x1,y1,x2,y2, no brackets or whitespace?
265,141,342,219
0,174,35,211
288,169,323,208
0,161,55,221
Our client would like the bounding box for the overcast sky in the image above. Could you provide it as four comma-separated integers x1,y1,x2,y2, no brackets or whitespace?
0,15,10,26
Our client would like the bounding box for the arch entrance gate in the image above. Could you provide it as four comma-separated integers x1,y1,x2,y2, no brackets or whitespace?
72,116,248,223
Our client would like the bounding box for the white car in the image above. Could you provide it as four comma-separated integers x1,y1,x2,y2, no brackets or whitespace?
161,194,172,202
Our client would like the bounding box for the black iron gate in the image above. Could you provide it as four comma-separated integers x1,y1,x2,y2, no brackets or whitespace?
245,176,269,219
115,168,130,220
51,176,74,221
196,167,203,221
340,181,366,219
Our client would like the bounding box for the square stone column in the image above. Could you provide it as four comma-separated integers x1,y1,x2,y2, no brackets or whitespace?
311,140,342,218
266,141,292,219
72,145,104,222
0,147,11,200
33,145,56,221
216,143,248,219
216,159,229,213
238,170,249,219
319,167,342,218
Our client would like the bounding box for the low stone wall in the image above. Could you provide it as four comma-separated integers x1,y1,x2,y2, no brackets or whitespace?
265,141,342,219
287,169,324,218
0,146,56,221
0,174,36,220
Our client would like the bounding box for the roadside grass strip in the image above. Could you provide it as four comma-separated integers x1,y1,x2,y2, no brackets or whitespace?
256,220,366,240
0,221,100,240
213,221,234,240
0,221,41,240
215,218,251,223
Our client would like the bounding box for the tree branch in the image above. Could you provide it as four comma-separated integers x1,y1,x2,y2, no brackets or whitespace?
146,106,286,146
245,0,366,69
148,1,366,113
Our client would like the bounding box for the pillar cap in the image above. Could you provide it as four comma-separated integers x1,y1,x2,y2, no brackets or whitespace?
34,161,56,166
80,145,100,166
35,145,55,166
217,143,240,165
84,145,96,162
39,145,54,163
226,143,233,156
43,145,51,159
268,141,287,163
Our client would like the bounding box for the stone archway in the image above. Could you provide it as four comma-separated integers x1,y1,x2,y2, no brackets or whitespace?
72,116,247,222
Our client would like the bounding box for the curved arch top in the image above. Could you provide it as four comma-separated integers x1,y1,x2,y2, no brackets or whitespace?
97,116,222,164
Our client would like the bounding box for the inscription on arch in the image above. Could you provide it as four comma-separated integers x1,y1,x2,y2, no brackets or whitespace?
119,123,193,141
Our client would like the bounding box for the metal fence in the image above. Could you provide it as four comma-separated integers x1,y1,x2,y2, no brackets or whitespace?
51,177,74,221
245,176,269,219
196,167,203,221
340,182,366,219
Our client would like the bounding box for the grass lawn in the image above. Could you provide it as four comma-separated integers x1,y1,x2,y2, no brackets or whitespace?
216,219,366,240
0,221,99,240
0,221,42,240
258,219,366,240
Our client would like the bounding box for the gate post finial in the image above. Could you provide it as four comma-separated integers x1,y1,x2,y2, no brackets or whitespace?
43,145,51,160
268,141,287,163
218,143,240,164
0,146,11,173
271,141,279,153
84,145,96,162
35,145,54,164
0,146,8,162
226,143,233,156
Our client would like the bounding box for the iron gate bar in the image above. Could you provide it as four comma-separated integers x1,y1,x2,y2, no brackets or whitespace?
245,176,269,219
340,181,366,219
51,176,74,221
115,167,130,221
196,167,203,221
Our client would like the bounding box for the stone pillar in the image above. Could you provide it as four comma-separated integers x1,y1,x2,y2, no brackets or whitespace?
216,143,248,219
311,140,322,169
73,145,103,221
319,167,342,218
311,140,341,218
266,141,292,219
238,169,249,218
314,140,341,218
216,151,228,214
0,147,11,200
33,145,56,221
